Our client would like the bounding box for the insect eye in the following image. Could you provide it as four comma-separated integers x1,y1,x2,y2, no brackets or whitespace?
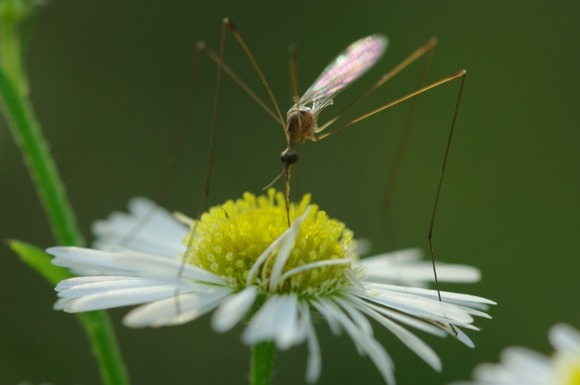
281,151,298,165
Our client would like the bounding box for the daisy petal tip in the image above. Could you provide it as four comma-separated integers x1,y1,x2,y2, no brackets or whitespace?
122,317,150,329
458,333,475,348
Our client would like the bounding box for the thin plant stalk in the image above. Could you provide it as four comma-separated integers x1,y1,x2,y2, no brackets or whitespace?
0,2,129,384
250,341,276,385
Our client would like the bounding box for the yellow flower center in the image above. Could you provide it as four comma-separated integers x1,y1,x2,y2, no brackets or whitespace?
183,190,358,296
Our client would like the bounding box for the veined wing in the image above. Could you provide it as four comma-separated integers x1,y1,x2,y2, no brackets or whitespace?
296,35,388,109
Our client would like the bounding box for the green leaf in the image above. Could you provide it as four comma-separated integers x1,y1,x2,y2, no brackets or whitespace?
8,239,72,284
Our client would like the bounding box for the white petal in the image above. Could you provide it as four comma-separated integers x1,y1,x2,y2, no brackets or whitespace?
245,208,309,287
360,298,447,337
313,298,395,385
57,284,181,312
363,282,494,324
449,303,492,320
55,275,141,291
450,326,475,348
502,347,551,380
49,247,138,275
293,300,314,344
242,294,305,350
56,276,177,297
313,299,366,354
48,246,225,285
268,208,310,291
212,286,258,332
113,254,224,284
303,306,322,384
275,296,300,349
464,347,551,385
334,297,374,337
366,282,496,306
359,249,423,267
360,249,481,285
549,323,580,353
311,299,343,336
92,197,188,257
361,286,475,327
55,276,219,306
340,295,442,371
53,297,76,310
123,288,231,327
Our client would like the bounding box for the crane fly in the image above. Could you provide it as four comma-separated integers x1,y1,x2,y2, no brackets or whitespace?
199,20,464,231
280,35,387,224
195,18,466,306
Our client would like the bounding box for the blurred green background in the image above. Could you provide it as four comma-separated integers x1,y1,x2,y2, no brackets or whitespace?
1,1,579,384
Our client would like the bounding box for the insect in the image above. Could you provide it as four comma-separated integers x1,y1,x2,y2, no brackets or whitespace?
197,19,465,235
279,35,388,224
192,18,466,304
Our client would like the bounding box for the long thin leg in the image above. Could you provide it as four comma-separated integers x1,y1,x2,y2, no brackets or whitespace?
289,44,300,102
381,40,437,251
195,18,301,228
286,43,301,218
118,20,310,316
311,40,467,310
197,42,283,126
315,69,466,140
341,70,467,306
198,19,300,226
196,18,293,131
283,163,292,228
194,20,228,222
223,18,286,130
222,18,298,226
118,47,205,248
429,73,467,301
176,20,229,313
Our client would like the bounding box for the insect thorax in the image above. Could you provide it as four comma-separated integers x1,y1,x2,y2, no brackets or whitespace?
286,108,316,145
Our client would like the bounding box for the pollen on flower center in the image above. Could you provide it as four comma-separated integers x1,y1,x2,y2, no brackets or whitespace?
183,189,358,295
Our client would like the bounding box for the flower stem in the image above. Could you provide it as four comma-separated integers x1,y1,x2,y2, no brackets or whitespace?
0,0,82,246
0,3,128,384
0,67,84,246
250,341,276,385
77,311,130,385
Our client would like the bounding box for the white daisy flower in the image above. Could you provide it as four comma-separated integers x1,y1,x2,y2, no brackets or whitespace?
451,323,580,385
48,190,494,384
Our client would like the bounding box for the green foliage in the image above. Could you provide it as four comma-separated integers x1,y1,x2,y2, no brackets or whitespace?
8,239,72,284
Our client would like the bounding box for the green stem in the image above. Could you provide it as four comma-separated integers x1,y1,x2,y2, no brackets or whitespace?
0,64,129,385
77,311,130,385
0,66,83,246
0,13,23,92
250,341,276,385
0,4,128,383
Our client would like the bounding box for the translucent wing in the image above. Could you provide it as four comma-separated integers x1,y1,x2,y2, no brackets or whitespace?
295,35,388,109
